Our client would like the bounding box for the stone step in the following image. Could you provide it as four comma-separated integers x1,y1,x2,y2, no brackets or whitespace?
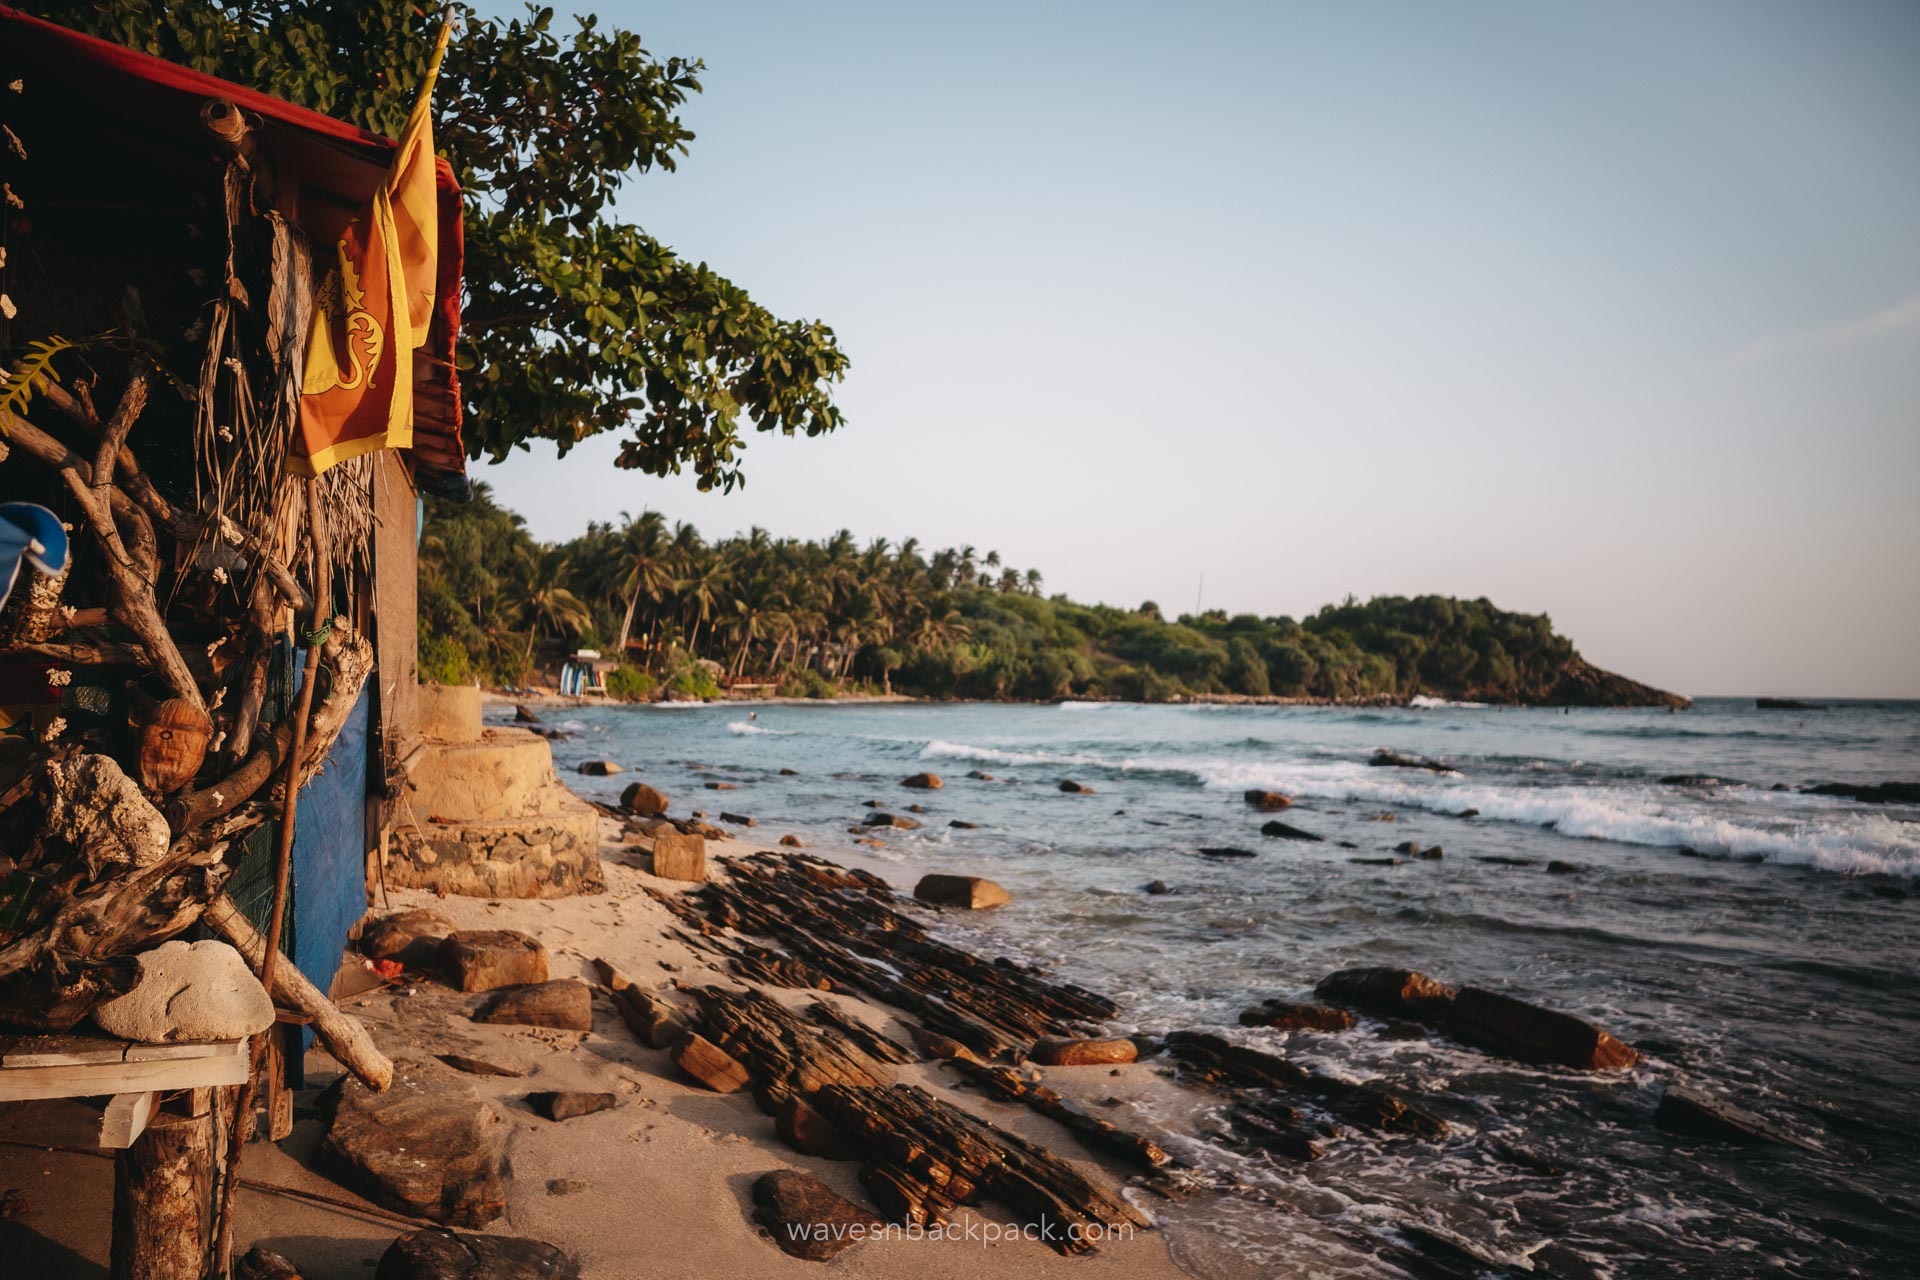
404,728,577,823
389,790,602,899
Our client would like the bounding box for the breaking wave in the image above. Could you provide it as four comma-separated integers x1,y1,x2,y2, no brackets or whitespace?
728,721,793,736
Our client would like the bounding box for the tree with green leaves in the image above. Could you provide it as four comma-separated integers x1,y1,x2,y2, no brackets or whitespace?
37,0,849,490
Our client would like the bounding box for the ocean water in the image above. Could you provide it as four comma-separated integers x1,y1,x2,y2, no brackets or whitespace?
514,696,1920,1278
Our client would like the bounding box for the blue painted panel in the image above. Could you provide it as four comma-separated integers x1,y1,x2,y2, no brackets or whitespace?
290,682,370,1052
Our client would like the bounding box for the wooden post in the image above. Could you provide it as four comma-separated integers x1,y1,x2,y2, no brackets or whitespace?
110,1103,216,1280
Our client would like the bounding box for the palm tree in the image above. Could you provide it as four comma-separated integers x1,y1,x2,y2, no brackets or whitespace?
510,561,594,670
606,510,671,657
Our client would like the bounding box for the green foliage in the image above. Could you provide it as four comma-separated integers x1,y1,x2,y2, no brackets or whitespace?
418,487,1640,704
38,1,848,491
777,668,836,700
603,664,656,701
417,630,474,686
667,667,722,699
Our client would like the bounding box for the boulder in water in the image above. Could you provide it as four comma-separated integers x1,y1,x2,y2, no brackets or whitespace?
914,874,1010,909
1655,1082,1820,1150
1369,749,1455,773
1243,789,1292,811
1261,820,1323,841
576,760,623,776
1239,1000,1355,1032
1315,967,1458,1018
1058,779,1094,794
901,772,944,789
620,781,669,816
1446,986,1639,1070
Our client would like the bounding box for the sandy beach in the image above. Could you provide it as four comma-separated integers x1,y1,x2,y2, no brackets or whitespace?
0,809,1193,1279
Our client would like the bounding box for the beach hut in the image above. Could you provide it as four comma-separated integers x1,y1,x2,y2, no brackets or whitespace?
0,9,468,1273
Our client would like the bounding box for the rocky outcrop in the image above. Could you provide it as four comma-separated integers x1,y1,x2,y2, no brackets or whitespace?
442,930,549,993
320,1062,509,1227
92,939,274,1043
374,1227,578,1280
1655,1083,1819,1150
913,874,1010,910
475,980,593,1031
360,908,456,969
751,1169,882,1261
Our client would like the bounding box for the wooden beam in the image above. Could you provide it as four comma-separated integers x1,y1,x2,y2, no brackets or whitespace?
0,1039,247,1103
99,1092,158,1149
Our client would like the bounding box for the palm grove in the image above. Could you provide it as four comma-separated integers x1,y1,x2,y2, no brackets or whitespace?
419,486,1678,706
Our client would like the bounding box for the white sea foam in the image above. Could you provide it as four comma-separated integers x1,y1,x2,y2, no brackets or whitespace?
1055,701,1114,712
1409,695,1490,709
920,739,1110,768
727,721,792,736
921,736,1919,875
1167,756,1920,877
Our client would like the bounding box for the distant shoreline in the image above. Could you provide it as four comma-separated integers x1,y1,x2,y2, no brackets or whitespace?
478,688,1687,712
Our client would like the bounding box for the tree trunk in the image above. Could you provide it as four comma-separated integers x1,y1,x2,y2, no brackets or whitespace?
111,1103,216,1280
616,591,638,653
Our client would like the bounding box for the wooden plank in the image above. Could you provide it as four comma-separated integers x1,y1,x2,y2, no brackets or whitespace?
98,1091,157,1149
0,1040,247,1103
123,1039,244,1063
264,1026,294,1141
0,1032,131,1068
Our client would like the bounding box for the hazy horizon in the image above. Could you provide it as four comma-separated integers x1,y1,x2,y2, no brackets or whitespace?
472,1,1920,699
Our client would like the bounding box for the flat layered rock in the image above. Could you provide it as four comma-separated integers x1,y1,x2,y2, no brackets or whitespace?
375,1227,578,1280
913,874,1010,910
361,907,457,969
1447,986,1639,1070
752,1169,883,1261
1030,1035,1137,1066
673,1031,751,1092
442,930,549,993
527,1090,618,1121
321,1063,508,1227
475,980,593,1031
1315,967,1458,1018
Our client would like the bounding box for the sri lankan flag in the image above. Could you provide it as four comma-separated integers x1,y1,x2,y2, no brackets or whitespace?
292,18,451,476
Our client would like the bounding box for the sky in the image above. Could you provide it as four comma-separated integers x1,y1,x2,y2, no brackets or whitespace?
470,1,1920,698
